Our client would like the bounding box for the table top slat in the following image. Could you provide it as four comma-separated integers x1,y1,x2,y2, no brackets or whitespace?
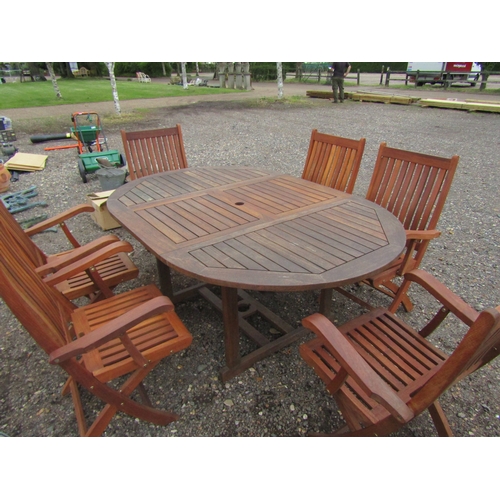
108,168,406,290
225,236,290,272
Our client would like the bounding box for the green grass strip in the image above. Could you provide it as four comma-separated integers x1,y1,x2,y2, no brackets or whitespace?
0,78,243,109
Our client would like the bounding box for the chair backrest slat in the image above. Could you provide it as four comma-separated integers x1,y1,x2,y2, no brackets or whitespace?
121,125,189,181
366,143,459,232
0,201,47,266
0,214,75,354
302,130,366,194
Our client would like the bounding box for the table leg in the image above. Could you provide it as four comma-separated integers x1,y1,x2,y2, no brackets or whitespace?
319,288,333,317
157,259,174,298
221,286,241,369
156,258,209,304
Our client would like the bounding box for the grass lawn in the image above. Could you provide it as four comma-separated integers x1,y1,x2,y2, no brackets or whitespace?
0,78,244,109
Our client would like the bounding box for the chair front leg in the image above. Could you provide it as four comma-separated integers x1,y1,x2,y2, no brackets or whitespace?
428,401,454,437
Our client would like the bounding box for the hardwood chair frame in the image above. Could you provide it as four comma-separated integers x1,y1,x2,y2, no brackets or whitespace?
300,269,500,436
0,215,193,437
0,201,138,303
301,129,366,194
336,142,459,311
121,125,189,180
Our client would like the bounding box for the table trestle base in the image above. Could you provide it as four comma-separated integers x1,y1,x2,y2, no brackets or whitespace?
198,286,309,382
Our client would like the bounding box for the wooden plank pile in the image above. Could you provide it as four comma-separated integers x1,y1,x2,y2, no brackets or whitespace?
419,98,500,113
306,90,334,99
305,90,417,105
349,92,418,105
305,89,500,113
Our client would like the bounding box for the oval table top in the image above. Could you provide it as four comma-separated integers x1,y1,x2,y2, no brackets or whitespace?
107,167,406,291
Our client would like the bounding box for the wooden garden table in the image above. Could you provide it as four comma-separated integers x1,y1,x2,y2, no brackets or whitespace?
107,167,406,381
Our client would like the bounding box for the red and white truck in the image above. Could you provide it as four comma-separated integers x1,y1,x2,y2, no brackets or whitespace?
406,62,482,86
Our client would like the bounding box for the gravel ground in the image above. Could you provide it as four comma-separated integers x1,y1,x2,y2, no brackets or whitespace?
1,86,499,437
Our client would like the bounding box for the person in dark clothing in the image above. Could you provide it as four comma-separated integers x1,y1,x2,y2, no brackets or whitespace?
330,62,351,103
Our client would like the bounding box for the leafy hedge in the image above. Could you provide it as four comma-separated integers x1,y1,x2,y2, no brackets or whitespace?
250,63,295,81
113,62,216,78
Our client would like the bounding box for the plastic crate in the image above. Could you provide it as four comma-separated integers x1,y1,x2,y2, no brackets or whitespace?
79,150,122,172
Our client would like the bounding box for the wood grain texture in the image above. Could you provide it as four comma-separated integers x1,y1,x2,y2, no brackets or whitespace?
108,168,406,291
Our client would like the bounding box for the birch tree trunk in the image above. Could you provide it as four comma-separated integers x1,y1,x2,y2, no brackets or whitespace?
46,62,62,99
181,62,188,89
276,62,284,99
105,62,121,115
195,62,199,76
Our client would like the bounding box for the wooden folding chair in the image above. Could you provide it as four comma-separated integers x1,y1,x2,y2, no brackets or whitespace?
121,125,189,180
0,201,138,302
300,269,500,436
0,216,193,437
301,129,366,194
336,142,459,311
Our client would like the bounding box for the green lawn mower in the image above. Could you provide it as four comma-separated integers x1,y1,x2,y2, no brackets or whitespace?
71,112,125,183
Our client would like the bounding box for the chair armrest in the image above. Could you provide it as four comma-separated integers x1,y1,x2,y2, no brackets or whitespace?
37,235,122,275
405,229,441,241
397,229,442,275
41,241,134,283
24,204,95,236
49,296,175,364
302,313,414,424
401,269,479,326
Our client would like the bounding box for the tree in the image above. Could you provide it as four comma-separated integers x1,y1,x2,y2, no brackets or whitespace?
45,63,62,99
276,62,284,99
295,62,303,81
105,62,121,115
181,62,188,89
56,63,75,78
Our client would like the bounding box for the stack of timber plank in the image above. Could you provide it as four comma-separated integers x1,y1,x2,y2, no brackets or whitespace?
306,90,334,99
305,90,500,112
306,90,361,100
419,98,500,113
305,90,417,105
349,92,418,105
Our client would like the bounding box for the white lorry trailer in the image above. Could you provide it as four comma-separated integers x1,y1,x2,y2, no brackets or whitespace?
406,62,481,86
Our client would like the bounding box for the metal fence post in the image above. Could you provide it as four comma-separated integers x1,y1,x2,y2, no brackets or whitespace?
385,67,390,87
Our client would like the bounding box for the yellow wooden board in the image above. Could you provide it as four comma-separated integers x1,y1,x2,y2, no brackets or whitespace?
463,102,500,113
419,99,466,109
465,98,500,105
5,153,48,171
420,99,500,113
350,93,417,105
